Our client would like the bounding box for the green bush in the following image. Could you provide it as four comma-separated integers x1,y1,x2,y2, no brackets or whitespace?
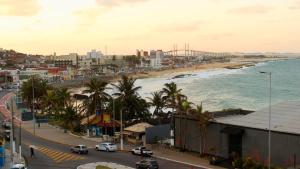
233,157,283,169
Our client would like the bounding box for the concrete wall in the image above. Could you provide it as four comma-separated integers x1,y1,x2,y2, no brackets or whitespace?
145,124,170,144
174,116,300,168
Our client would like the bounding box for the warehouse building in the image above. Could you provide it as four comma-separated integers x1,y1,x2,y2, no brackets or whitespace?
174,102,300,168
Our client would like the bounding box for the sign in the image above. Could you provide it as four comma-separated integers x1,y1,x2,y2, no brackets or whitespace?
103,114,110,123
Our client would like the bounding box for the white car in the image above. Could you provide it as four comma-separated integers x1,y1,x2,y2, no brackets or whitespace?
131,146,153,156
11,163,27,169
70,145,88,154
95,142,117,152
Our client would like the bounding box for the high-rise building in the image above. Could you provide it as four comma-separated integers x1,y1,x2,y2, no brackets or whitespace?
150,50,164,68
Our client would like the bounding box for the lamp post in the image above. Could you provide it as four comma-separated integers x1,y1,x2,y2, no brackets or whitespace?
260,71,272,169
32,76,36,135
113,97,115,135
120,109,123,151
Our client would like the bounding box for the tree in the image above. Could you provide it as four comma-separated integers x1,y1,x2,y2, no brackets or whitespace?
21,76,50,115
162,82,185,113
191,103,213,155
83,78,110,134
180,99,192,151
41,89,59,115
63,105,82,131
148,92,166,124
56,87,71,114
83,78,110,115
162,82,186,148
112,75,144,122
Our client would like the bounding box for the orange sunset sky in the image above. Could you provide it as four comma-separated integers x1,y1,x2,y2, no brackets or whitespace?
1,0,300,55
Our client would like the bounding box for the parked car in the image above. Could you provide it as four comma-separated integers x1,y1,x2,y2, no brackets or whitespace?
136,159,159,169
131,146,153,156
4,130,10,141
95,142,117,152
70,145,88,154
11,163,27,169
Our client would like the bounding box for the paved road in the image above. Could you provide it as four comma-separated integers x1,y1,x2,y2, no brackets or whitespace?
0,91,205,169
14,127,204,169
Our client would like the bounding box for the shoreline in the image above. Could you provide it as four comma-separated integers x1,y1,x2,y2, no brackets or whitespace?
128,57,287,80
67,57,287,93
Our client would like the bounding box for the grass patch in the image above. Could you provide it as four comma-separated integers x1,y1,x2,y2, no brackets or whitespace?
96,165,111,169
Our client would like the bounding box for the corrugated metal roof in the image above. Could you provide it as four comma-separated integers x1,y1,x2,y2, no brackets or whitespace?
215,101,300,135
124,122,153,133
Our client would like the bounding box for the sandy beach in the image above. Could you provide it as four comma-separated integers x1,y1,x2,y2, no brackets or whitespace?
127,57,286,80
67,57,286,93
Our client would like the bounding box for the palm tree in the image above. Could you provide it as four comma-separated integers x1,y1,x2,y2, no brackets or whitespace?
56,87,71,108
112,75,142,121
21,76,50,115
191,103,213,155
63,105,82,131
148,92,166,124
83,78,110,135
162,82,186,148
41,89,58,115
83,78,110,115
180,99,193,151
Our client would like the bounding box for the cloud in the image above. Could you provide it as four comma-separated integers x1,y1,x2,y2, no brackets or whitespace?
73,0,148,28
200,33,235,41
155,21,205,32
289,1,300,9
74,7,104,26
228,4,273,14
95,0,148,8
0,0,40,16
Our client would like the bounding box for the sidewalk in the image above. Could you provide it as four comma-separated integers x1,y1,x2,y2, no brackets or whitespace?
2,92,225,169
151,146,224,169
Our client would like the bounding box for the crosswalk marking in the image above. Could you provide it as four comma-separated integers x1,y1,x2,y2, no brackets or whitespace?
35,146,85,163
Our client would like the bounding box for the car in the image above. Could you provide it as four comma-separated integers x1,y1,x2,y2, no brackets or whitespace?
70,145,88,154
131,146,153,156
11,163,27,169
136,159,159,169
95,142,117,152
4,130,10,141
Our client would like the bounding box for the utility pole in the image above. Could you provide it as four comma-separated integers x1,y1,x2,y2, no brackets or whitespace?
10,98,14,167
17,77,22,160
260,71,272,169
268,72,272,169
32,76,35,135
113,98,115,136
120,109,123,151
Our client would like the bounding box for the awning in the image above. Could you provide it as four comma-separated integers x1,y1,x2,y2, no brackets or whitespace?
221,127,244,135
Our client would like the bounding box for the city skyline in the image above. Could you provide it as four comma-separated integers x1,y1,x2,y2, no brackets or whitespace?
1,0,300,55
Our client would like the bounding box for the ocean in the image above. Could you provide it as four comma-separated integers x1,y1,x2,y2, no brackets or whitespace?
134,58,300,111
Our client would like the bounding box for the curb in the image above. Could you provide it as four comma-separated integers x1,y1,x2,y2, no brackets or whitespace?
153,155,214,169
22,126,74,147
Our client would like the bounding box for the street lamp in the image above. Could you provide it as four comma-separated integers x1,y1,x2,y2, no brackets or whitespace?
260,71,272,169
32,76,36,135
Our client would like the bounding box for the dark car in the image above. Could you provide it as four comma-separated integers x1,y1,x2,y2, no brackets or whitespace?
136,159,159,169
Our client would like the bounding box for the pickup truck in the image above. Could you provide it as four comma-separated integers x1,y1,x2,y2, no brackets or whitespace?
131,146,153,157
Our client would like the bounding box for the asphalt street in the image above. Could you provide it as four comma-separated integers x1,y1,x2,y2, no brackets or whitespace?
0,91,204,169
12,126,204,169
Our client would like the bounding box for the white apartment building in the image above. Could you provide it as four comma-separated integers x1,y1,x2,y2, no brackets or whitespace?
150,50,164,68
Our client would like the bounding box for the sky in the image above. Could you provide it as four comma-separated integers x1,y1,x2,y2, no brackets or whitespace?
0,0,300,55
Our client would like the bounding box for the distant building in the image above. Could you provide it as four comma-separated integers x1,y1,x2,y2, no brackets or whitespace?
52,53,79,68
150,50,164,68
87,49,103,59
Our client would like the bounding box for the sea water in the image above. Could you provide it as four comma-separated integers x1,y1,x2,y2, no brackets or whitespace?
135,59,300,111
